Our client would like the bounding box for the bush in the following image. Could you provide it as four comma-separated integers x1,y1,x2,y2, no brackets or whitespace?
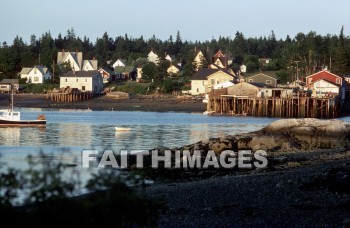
0,152,163,226
110,82,152,95
23,83,59,94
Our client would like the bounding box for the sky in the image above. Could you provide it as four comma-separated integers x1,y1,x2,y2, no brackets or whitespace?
0,0,349,44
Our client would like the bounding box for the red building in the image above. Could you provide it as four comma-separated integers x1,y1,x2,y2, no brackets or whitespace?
305,70,342,86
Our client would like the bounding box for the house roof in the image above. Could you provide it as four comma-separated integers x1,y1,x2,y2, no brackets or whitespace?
114,66,135,73
57,51,83,69
0,79,19,84
20,67,32,74
113,59,126,66
60,70,101,78
305,70,342,79
192,68,235,80
99,67,114,75
249,82,275,88
83,60,98,70
33,65,47,75
245,73,277,80
168,64,182,70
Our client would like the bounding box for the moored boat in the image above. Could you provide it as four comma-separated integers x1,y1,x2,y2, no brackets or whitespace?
115,127,132,131
0,109,46,126
0,86,46,126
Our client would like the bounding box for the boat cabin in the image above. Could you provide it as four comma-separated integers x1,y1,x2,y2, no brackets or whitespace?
0,110,21,121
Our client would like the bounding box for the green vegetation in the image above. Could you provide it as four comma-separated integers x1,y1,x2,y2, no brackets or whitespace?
0,152,163,226
0,27,349,91
22,83,59,94
108,82,152,95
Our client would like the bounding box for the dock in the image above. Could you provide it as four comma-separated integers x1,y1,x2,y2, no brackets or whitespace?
206,89,342,119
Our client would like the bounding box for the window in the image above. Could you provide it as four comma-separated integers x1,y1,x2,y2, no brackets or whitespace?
34,68,37,74
202,81,205,85
82,86,85,91
76,78,78,82
248,79,253,82
65,78,67,82
266,80,271,85
197,88,199,93
211,79,215,85
85,78,87,82
34,77,39,82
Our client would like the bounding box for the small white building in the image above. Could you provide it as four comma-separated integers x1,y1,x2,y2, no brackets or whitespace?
147,51,159,65
112,59,126,68
60,70,104,94
19,65,52,84
305,78,340,97
136,67,143,82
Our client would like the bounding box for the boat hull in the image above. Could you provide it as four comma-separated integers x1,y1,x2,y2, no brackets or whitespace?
0,119,46,126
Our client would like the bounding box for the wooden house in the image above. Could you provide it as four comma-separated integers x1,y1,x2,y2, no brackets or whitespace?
305,70,342,86
112,59,126,68
19,65,52,84
305,78,340,97
191,69,236,95
99,67,115,83
245,73,279,87
60,71,103,94
0,79,19,93
114,66,137,81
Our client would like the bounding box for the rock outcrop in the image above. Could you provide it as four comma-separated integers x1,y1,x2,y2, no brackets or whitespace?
182,118,350,154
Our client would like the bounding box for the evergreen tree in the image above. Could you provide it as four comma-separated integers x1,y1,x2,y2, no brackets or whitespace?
333,26,349,76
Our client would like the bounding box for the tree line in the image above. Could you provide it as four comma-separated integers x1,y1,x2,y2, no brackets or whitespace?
0,27,349,83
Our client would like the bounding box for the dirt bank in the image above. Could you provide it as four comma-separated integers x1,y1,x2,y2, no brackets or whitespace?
0,93,206,113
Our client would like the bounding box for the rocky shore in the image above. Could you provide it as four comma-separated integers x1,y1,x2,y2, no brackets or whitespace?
134,118,350,227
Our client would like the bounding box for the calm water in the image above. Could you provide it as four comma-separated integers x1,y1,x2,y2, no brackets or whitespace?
0,108,279,170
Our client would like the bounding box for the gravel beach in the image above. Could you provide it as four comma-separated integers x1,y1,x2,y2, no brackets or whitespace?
138,152,350,227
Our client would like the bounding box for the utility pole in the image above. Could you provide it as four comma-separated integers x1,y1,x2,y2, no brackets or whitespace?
52,60,55,84
294,61,301,81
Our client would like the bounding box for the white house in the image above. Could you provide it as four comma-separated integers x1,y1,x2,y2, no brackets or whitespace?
82,60,98,71
191,69,236,95
57,50,98,71
112,59,126,68
165,54,176,62
57,51,83,71
305,78,340,97
147,51,159,65
19,65,52,84
167,65,181,76
60,70,104,94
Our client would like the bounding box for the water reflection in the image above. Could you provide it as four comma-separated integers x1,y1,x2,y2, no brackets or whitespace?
0,109,278,170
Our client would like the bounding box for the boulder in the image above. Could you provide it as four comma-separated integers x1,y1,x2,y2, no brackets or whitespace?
236,118,350,151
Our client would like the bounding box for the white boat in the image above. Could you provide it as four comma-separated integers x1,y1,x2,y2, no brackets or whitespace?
0,86,46,126
203,111,215,115
115,127,132,131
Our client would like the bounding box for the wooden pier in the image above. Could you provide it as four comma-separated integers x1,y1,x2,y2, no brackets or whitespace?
47,91,94,102
207,95,341,119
